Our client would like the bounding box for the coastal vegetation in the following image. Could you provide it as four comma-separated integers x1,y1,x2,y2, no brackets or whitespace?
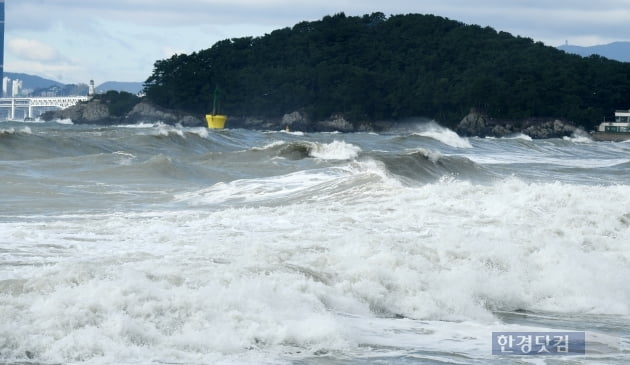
94,90,141,117
41,90,141,124
143,12,630,131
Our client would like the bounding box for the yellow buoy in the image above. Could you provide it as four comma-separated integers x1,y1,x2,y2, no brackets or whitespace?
206,86,227,129
206,114,227,129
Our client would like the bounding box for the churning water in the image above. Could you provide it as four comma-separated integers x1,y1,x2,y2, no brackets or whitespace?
1,120,629,364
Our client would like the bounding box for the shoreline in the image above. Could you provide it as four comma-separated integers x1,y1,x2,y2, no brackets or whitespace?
591,132,630,142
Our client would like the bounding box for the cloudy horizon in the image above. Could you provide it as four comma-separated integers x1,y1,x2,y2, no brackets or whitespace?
5,0,630,84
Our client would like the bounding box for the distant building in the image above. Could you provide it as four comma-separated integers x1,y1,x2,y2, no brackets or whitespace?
88,80,95,96
11,79,21,97
2,76,8,96
2,77,24,97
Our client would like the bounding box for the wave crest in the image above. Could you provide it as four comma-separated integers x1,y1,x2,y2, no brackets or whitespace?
411,122,472,148
259,140,362,160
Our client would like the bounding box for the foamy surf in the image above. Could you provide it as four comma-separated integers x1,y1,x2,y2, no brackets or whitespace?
54,118,74,125
502,133,533,141
1,121,630,364
563,129,593,143
255,140,361,160
2,179,630,363
411,122,473,148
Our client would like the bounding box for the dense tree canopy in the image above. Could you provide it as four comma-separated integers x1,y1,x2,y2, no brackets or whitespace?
144,12,630,130
94,90,141,117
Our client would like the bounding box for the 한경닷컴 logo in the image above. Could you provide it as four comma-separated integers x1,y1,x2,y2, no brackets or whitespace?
492,331,585,355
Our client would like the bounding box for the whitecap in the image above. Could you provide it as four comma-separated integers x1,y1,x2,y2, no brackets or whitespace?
309,140,361,160
411,122,472,148
54,118,74,125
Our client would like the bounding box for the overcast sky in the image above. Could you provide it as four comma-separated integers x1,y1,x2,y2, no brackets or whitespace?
5,0,630,84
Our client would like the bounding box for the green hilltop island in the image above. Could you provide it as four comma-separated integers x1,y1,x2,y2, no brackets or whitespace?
46,13,630,138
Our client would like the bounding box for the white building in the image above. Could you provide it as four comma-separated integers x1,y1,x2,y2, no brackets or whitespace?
2,77,24,97
597,110,630,133
88,80,95,97
2,77,9,97
11,79,22,97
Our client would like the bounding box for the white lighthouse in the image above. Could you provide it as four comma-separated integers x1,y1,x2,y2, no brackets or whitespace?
88,79,95,97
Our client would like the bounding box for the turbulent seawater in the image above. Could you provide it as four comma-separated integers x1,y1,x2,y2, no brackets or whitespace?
1,120,629,364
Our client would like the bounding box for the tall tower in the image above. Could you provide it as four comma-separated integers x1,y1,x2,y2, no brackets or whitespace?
88,79,95,97
0,0,4,83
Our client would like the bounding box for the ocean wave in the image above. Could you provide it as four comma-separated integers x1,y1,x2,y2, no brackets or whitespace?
175,161,388,207
502,133,533,141
2,180,629,363
410,122,472,148
371,148,492,183
309,140,361,160
114,122,162,128
54,118,74,125
0,126,32,136
563,129,593,143
257,140,362,160
152,123,186,137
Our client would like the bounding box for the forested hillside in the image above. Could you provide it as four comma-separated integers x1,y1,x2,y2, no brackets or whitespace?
144,12,630,130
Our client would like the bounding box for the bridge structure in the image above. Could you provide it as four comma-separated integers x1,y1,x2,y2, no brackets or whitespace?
0,96,89,120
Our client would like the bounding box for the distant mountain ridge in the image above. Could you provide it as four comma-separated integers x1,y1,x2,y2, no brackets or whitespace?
2,72,143,94
4,72,64,90
558,41,630,62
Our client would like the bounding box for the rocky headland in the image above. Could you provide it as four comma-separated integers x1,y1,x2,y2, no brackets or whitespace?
42,99,204,127
455,110,577,139
43,97,578,139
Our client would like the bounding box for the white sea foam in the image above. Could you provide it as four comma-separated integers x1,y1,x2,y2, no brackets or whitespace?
281,129,305,136
187,127,209,139
412,122,472,148
54,118,74,125
3,125,630,364
175,159,393,206
112,151,136,159
0,126,32,135
114,121,165,128
563,129,593,143
309,140,361,160
255,140,286,151
152,123,185,137
2,177,629,363
466,153,630,168
256,140,361,160
503,133,533,141
405,147,443,163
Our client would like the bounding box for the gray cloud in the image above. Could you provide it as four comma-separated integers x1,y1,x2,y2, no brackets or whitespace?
10,0,630,42
5,0,630,82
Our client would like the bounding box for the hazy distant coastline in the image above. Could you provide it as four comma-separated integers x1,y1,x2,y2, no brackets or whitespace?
558,41,630,63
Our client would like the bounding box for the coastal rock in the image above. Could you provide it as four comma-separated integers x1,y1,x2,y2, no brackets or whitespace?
225,116,281,130
490,124,515,137
281,111,310,131
314,114,354,132
455,110,577,139
522,119,576,139
126,102,203,126
282,111,306,125
456,111,488,136
43,99,204,126
42,99,112,124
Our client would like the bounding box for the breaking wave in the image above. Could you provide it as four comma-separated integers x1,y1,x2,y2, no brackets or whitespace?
257,140,361,160
412,125,472,148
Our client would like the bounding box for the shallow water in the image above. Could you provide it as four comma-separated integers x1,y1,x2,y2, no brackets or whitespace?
1,120,629,364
